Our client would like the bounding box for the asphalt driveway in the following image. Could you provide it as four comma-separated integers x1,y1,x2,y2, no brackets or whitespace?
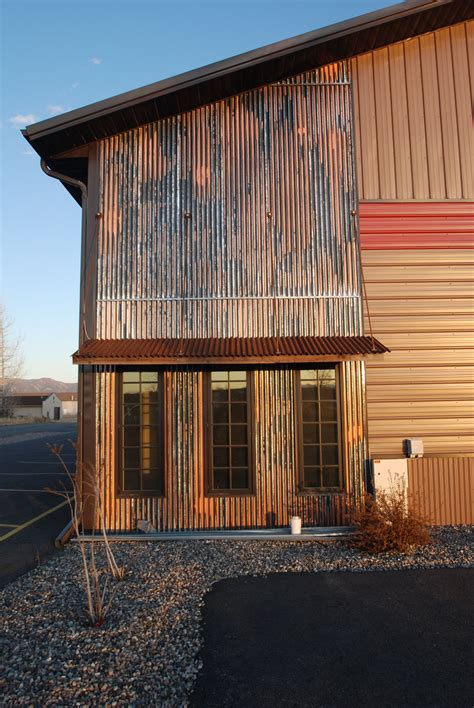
0,422,77,587
192,568,474,708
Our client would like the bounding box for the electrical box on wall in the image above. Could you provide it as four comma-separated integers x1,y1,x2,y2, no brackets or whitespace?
404,439,424,458
372,459,408,499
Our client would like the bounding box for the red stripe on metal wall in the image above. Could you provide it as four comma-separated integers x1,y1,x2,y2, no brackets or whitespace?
359,202,474,250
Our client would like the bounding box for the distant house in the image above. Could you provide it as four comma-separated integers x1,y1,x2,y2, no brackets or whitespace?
24,0,473,531
11,394,49,419
43,392,78,420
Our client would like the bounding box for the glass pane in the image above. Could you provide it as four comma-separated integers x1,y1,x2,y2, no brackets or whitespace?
140,426,158,447
302,401,318,422
214,468,230,489
230,382,247,401
141,388,159,404
212,372,228,382
300,370,318,381
124,447,140,469
231,403,247,423
213,447,229,468
142,447,161,468
322,467,340,487
141,406,159,426
231,425,247,445
301,382,318,400
320,400,337,422
229,371,247,381
212,384,228,402
303,445,319,466
141,371,158,382
319,372,336,400
142,467,162,491
123,403,140,425
123,382,140,395
303,423,319,445
123,426,140,447
123,469,140,490
212,402,228,423
232,468,249,489
231,447,247,467
213,425,229,445
321,423,338,444
123,372,140,383
322,445,339,465
304,467,321,488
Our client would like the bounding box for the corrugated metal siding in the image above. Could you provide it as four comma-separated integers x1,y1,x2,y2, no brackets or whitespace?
361,204,474,459
87,62,367,531
408,457,473,525
351,20,474,200
95,63,361,340
93,362,365,531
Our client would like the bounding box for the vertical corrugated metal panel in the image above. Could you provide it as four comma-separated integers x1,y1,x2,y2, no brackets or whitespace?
96,62,361,340
351,20,473,200
408,457,474,526
90,61,367,531
95,364,365,531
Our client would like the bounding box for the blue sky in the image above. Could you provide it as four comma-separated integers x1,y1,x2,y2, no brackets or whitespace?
2,0,392,383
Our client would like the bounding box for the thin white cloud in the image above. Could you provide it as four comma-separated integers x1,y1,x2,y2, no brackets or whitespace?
71,82,79,88
90,57,102,65
47,104,66,116
22,149,35,156
8,113,37,127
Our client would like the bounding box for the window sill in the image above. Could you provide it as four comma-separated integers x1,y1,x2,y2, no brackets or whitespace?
117,491,165,498
297,488,344,496
206,491,256,498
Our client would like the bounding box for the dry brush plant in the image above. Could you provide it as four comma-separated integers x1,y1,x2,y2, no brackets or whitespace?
350,488,431,554
48,441,125,627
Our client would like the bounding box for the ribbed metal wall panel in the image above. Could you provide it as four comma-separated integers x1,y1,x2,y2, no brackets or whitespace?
93,362,365,531
351,20,474,200
95,62,361,341
408,457,474,525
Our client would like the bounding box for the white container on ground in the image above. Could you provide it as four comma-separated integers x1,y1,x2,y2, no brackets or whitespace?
290,516,302,535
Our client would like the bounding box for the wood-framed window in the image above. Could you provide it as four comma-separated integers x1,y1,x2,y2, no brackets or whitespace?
295,367,342,492
119,370,165,496
206,370,254,495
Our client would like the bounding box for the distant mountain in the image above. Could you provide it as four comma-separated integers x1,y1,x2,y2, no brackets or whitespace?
8,378,78,394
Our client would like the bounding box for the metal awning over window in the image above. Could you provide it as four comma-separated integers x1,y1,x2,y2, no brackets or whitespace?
72,336,389,365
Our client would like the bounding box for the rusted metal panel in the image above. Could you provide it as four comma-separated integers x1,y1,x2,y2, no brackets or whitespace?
408,457,474,525
94,363,365,531
73,335,388,364
359,202,474,250
95,64,362,341
351,20,474,200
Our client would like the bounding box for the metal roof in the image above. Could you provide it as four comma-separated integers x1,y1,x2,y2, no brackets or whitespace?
72,336,389,365
24,0,472,162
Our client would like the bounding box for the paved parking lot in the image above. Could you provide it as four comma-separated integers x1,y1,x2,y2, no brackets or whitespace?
192,569,474,707
0,422,77,587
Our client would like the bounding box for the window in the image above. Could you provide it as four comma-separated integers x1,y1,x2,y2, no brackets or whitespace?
296,367,341,491
207,371,253,494
120,371,164,495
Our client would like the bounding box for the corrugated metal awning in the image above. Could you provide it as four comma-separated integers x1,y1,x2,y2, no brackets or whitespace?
72,336,389,365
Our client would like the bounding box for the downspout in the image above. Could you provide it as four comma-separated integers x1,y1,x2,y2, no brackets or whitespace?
41,158,89,544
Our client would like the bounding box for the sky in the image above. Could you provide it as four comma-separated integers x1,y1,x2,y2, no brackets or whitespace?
1,0,392,383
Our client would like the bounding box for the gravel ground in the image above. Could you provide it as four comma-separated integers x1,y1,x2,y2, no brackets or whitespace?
1,526,473,706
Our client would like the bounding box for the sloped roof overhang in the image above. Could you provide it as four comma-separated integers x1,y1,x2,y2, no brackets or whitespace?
23,0,472,161
72,336,389,366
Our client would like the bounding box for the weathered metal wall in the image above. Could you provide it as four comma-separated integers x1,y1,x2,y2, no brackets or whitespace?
408,457,474,526
95,62,361,341
351,20,473,200
86,61,367,531
93,362,365,531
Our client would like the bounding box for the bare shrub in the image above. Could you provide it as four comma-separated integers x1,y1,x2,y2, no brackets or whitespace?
48,441,124,626
350,489,431,554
